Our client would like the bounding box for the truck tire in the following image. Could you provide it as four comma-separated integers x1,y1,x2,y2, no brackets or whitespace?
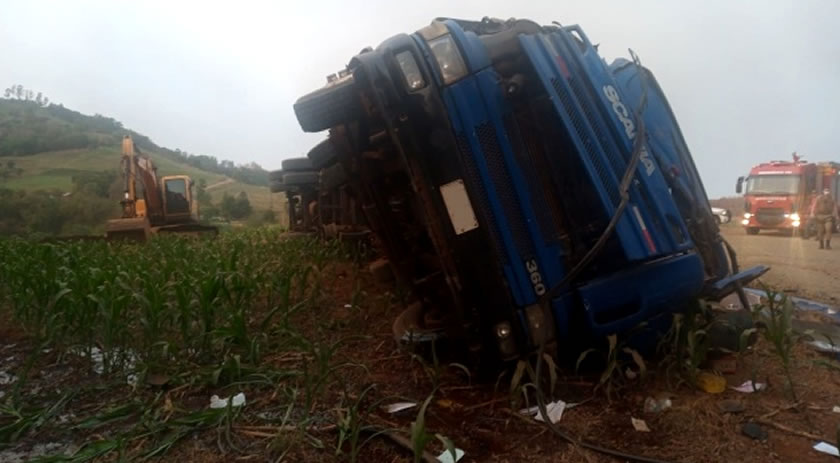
307,138,339,169
294,75,362,133
269,169,284,181
270,178,291,193
282,157,314,172
321,163,349,191
746,227,759,235
283,171,320,187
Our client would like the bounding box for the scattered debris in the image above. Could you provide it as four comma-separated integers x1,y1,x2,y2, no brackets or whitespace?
807,340,840,354
697,371,726,393
709,355,738,375
833,406,840,414
0,390,5,399
0,371,17,385
741,422,768,441
718,400,746,414
520,401,567,424
535,401,566,423
631,417,651,432
383,402,417,414
146,373,171,387
731,380,766,393
209,392,246,409
437,447,465,463
344,304,352,309
643,397,672,413
814,441,840,457
0,442,71,463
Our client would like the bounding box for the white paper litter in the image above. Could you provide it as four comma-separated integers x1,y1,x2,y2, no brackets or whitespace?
519,400,568,424
0,371,17,385
730,381,766,393
383,402,417,414
631,417,651,432
808,340,840,353
833,406,840,414
344,304,353,309
209,392,246,409
813,441,840,457
437,447,465,463
536,401,566,423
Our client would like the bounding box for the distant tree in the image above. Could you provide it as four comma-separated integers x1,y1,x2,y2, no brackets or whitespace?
24,89,33,101
219,191,252,220
3,88,10,98
15,85,23,99
35,92,43,105
6,160,14,170
41,96,49,107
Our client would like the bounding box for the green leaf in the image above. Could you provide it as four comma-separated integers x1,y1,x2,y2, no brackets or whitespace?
575,348,598,373
622,347,647,378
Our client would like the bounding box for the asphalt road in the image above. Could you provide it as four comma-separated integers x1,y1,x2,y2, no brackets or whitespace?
721,225,840,304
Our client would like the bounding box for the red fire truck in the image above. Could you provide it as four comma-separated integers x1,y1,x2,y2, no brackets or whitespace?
736,158,840,236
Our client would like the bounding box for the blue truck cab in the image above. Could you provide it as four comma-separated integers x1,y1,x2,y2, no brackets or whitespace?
293,17,765,361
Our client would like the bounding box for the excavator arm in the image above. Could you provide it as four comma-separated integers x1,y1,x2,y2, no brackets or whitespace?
120,135,164,223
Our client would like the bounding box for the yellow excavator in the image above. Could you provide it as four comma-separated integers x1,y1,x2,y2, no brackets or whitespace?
105,135,217,240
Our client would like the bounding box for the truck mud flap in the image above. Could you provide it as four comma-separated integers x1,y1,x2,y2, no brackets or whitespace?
704,265,769,301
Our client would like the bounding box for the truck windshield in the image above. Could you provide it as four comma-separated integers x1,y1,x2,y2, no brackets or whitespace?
746,175,800,195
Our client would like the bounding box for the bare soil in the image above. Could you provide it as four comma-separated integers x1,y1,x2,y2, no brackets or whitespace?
4,233,840,462
721,225,840,303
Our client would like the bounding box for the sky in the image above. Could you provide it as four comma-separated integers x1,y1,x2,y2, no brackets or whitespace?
1,0,838,198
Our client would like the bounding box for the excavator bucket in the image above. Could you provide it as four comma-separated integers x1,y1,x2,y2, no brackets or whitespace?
106,217,151,241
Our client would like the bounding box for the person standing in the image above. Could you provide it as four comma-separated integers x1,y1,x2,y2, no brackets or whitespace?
811,188,838,249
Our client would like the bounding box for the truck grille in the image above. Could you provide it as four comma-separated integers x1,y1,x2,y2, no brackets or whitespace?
475,123,536,260
756,207,785,226
455,134,508,265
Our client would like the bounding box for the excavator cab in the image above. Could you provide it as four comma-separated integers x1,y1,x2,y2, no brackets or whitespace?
162,175,194,221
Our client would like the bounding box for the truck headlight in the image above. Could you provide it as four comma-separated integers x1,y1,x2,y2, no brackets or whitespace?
427,34,468,85
395,51,425,91
790,213,800,221
744,213,752,219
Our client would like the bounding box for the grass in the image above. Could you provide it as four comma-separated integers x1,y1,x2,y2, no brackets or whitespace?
1,147,284,215
0,229,353,460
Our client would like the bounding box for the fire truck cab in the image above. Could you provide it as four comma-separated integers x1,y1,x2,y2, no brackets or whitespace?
737,159,840,236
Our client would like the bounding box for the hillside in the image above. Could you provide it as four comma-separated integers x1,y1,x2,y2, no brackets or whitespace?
0,98,281,214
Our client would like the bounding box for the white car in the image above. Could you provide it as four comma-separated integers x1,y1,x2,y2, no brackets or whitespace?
711,207,731,224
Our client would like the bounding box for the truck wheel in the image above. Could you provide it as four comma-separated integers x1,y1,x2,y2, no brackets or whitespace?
282,157,314,172
269,169,284,182
283,171,320,187
307,138,339,169
294,75,363,133
746,227,760,235
270,178,292,193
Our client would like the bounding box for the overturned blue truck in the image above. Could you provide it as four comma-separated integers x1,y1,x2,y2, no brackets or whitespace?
289,17,766,362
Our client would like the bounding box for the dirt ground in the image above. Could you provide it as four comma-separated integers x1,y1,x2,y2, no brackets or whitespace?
721,225,840,303
4,234,840,462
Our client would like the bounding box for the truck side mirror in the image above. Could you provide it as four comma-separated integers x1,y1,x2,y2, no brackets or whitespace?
736,176,744,194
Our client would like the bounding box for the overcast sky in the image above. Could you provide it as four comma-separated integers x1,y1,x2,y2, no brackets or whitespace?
1,0,837,197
